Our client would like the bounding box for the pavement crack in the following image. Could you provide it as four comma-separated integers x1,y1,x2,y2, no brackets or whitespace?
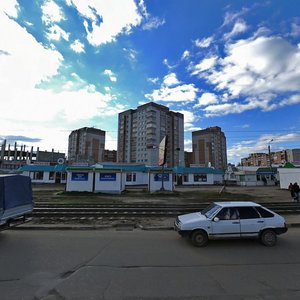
0,278,20,282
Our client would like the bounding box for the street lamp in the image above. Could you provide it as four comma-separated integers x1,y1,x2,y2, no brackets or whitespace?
268,139,274,169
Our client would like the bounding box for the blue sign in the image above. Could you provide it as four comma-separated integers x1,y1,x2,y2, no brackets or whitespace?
100,173,116,181
154,173,169,181
71,172,88,181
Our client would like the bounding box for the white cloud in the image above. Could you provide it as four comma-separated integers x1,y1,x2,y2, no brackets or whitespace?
190,56,218,75
227,133,300,163
41,0,65,25
0,0,19,18
104,69,117,82
0,8,121,152
194,36,213,48
209,36,300,95
196,93,219,107
46,24,70,41
177,110,199,132
69,0,142,46
181,50,190,60
70,39,85,53
147,77,159,84
142,16,165,30
224,19,248,40
163,73,180,87
145,84,198,102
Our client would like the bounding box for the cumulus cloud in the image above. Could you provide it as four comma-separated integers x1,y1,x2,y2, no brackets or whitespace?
69,0,142,46
145,84,198,102
227,133,300,163
41,0,65,25
163,73,180,87
224,19,248,40
70,39,85,53
190,56,218,75
194,36,213,48
0,6,121,152
104,69,117,82
195,93,219,107
191,34,300,116
208,36,300,95
46,24,70,41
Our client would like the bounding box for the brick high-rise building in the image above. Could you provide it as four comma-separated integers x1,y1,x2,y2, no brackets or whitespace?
117,102,184,167
68,127,105,164
192,126,227,169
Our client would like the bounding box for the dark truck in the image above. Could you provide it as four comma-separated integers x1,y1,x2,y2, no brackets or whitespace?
0,174,33,230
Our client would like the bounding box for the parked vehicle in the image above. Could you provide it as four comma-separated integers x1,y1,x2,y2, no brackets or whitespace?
0,174,33,230
174,201,288,247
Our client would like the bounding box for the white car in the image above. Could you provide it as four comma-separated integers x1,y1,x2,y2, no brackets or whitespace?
174,201,288,247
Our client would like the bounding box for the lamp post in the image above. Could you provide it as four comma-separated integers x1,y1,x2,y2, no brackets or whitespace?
268,139,274,169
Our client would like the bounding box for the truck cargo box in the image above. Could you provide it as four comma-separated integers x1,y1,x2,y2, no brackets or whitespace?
0,174,33,229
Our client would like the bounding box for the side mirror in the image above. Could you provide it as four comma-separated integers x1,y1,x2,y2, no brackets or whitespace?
213,217,219,222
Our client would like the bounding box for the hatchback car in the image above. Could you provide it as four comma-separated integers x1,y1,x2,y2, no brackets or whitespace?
174,201,288,247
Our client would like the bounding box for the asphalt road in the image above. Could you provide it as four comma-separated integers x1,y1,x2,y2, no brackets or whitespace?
1,228,300,299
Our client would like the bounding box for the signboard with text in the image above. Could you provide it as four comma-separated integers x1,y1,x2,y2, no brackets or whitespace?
99,173,117,181
71,172,88,181
154,173,169,181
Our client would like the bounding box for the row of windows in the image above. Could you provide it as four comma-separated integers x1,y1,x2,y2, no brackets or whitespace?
216,206,274,220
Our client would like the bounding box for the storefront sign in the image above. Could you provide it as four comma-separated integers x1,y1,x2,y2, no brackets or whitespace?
71,172,88,181
154,173,169,181
99,173,117,181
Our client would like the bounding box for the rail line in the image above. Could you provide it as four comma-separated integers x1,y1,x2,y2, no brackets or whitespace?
32,202,300,222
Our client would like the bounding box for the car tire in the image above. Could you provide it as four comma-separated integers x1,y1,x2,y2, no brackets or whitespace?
260,229,277,247
190,230,208,247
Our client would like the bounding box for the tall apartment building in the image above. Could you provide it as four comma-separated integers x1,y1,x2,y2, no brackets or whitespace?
117,102,184,167
68,127,105,164
192,126,227,169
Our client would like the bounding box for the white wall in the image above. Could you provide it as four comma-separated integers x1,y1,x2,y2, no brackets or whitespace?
124,172,148,185
94,172,124,194
149,172,173,192
278,168,300,189
66,171,93,192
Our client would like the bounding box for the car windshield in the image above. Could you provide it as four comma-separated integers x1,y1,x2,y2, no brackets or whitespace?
201,203,221,219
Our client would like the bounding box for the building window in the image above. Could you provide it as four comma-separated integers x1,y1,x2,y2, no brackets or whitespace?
193,174,207,182
183,175,189,182
33,171,43,180
49,172,55,180
126,173,136,182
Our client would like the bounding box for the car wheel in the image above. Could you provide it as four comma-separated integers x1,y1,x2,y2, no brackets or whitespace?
190,230,208,247
260,229,277,247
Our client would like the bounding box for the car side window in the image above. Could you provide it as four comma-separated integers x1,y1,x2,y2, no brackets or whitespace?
255,207,274,218
237,207,260,219
216,208,238,220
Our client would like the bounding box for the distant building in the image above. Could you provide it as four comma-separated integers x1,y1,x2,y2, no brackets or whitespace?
184,151,193,167
103,150,117,162
285,149,300,165
241,149,300,167
192,126,227,170
0,139,65,172
68,127,105,164
241,153,269,167
117,102,184,167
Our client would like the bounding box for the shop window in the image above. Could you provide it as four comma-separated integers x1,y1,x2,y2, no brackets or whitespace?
33,171,43,180
193,174,207,182
49,172,55,180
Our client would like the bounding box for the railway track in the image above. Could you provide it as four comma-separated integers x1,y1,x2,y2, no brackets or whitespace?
32,202,300,222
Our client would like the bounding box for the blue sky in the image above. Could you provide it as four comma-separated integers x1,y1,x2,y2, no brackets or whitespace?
0,0,300,164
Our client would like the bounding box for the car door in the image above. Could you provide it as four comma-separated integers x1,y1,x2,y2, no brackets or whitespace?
237,206,264,237
211,207,241,238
